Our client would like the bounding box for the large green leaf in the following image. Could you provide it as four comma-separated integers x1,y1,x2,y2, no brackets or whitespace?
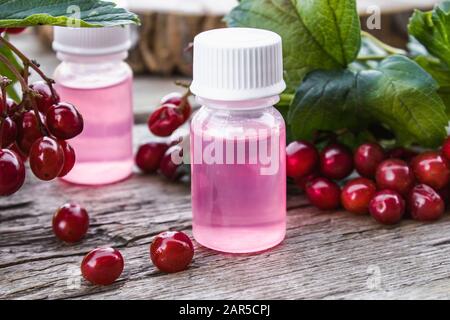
0,0,139,27
225,0,361,91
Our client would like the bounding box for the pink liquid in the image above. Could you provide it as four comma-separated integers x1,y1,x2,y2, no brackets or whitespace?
191,128,286,253
55,77,133,185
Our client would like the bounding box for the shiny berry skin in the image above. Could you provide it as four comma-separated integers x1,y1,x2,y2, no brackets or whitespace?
354,142,385,178
369,190,405,225
408,184,445,222
159,145,183,180
319,143,354,180
341,178,377,214
150,231,194,273
442,137,450,162
0,117,17,148
30,81,60,114
286,141,319,179
0,149,25,196
135,142,168,173
295,172,319,192
161,92,192,120
305,177,341,210
46,102,83,140
81,248,124,286
375,159,415,196
411,151,450,190
148,104,184,137
387,147,418,162
29,137,65,180
58,140,76,177
52,203,89,243
6,27,26,34
16,110,44,155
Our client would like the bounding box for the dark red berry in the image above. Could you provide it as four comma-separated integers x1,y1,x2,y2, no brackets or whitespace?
46,102,83,140
408,184,444,222
52,203,89,243
58,140,76,177
375,159,415,196
319,143,353,180
0,28,5,34
387,147,418,162
30,81,60,114
135,142,168,173
9,143,28,162
81,248,124,286
286,140,319,179
0,117,17,148
411,151,450,190
442,137,450,162
150,231,194,273
369,190,405,225
6,27,26,35
354,142,385,178
5,98,17,115
295,172,319,192
148,104,184,137
305,177,341,210
16,110,44,155
159,145,183,180
161,92,192,120
0,149,25,196
341,178,377,214
29,137,65,181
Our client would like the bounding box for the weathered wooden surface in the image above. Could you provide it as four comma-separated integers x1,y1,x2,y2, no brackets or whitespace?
2,125,450,300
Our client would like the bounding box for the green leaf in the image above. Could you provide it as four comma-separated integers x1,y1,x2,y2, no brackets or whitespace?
225,0,361,91
0,39,22,101
0,0,140,28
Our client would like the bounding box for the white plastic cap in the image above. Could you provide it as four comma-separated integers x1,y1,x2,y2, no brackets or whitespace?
190,28,286,101
52,26,131,56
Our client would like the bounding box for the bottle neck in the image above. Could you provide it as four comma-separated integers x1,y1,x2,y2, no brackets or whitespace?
56,51,128,64
197,95,279,111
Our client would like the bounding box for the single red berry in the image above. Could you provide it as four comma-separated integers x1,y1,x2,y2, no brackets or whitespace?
0,28,5,34
354,142,385,178
369,190,405,225
408,184,445,222
159,145,184,180
6,27,26,35
81,248,124,286
341,178,377,214
286,140,319,179
150,231,194,273
375,159,415,196
29,137,65,181
411,151,450,190
148,104,184,137
442,137,450,162
135,142,168,173
387,147,418,162
30,81,60,114
5,98,17,115
0,117,17,148
161,92,192,120
46,102,83,140
319,143,353,180
295,172,319,192
305,177,341,210
9,143,28,162
0,149,25,196
16,110,45,155
58,140,76,177
52,203,89,243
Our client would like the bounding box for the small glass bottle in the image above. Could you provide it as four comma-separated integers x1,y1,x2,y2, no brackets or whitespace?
190,28,287,253
52,26,134,185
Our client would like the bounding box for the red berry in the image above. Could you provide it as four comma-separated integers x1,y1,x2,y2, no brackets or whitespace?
81,248,124,286
159,145,184,180
52,203,89,243
30,81,60,114
58,140,76,177
46,102,83,140
319,143,353,180
161,92,192,120
0,149,25,196
286,140,319,179
369,190,405,225
0,28,5,34
135,142,168,173
354,142,385,178
375,159,415,196
5,98,17,115
16,110,44,155
295,172,318,192
442,137,450,162
0,117,17,148
148,104,184,137
411,151,450,190
408,184,444,222
9,143,28,162
341,178,377,214
150,231,194,273
29,137,65,180
6,27,26,35
387,147,418,162
305,177,341,210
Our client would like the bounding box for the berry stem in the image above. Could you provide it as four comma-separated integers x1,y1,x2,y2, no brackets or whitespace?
0,76,10,116
178,88,192,114
0,52,28,93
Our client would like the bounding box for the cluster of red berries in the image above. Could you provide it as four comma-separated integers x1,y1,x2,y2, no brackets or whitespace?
0,81,83,196
135,92,191,180
287,139,450,225
52,202,194,285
